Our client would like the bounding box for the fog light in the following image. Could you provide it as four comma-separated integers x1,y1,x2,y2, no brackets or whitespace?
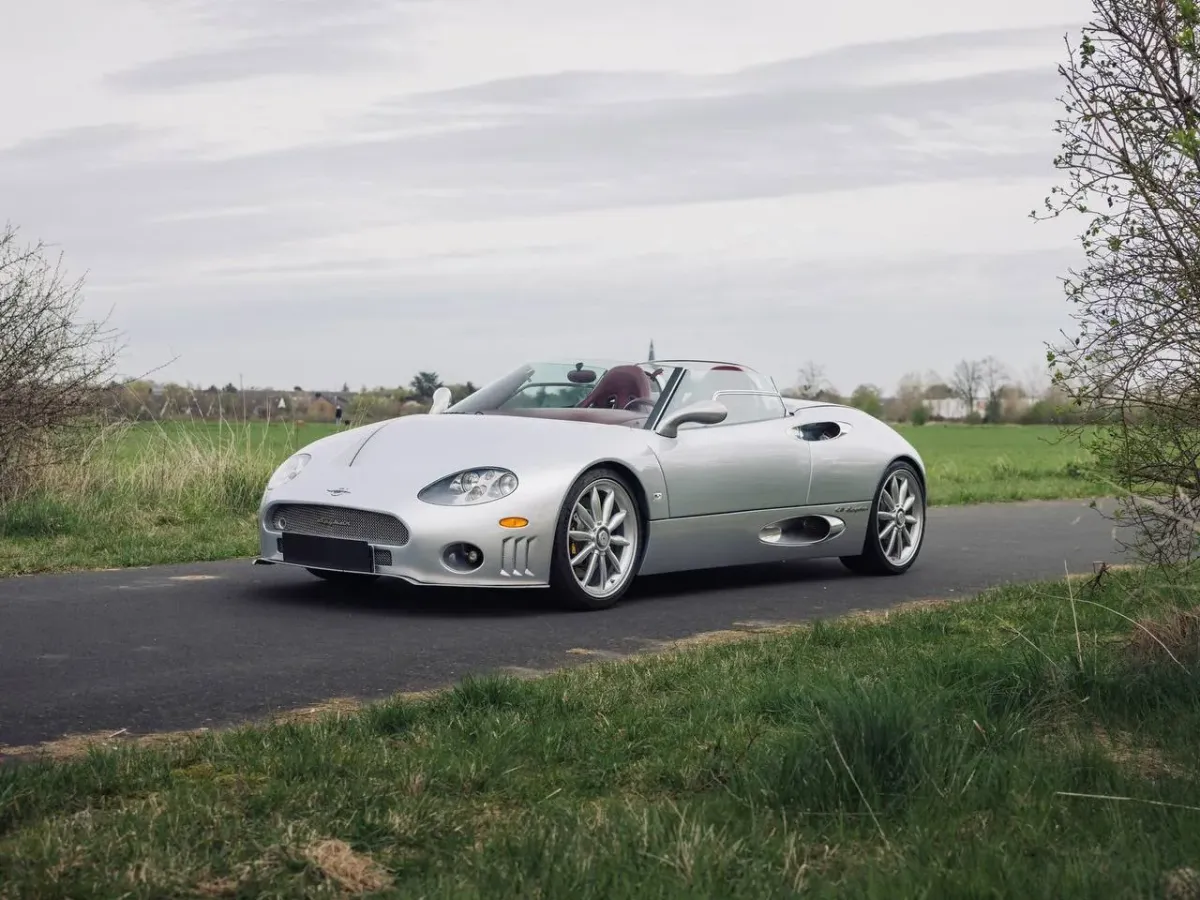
442,542,484,573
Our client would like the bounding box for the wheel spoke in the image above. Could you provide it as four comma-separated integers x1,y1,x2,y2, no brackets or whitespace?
609,534,630,547
605,547,622,571
878,509,896,522
574,503,596,531
570,544,594,567
881,483,897,511
598,552,609,588
600,489,616,527
582,551,598,587
568,529,591,543
589,487,603,526
608,509,627,531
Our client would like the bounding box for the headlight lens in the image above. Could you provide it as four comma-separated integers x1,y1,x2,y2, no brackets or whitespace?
266,453,312,491
419,468,518,506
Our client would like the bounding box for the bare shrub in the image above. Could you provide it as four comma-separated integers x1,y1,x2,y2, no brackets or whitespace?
1125,604,1200,668
0,224,120,501
1036,0,1200,566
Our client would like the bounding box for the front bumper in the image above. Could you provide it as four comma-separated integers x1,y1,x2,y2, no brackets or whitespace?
255,495,555,588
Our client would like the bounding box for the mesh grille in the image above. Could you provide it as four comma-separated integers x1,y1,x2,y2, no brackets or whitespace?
269,503,410,546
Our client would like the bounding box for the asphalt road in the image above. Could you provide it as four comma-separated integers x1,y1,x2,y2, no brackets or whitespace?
0,498,1129,750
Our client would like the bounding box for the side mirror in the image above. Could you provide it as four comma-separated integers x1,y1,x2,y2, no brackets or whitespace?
657,399,728,438
429,386,453,415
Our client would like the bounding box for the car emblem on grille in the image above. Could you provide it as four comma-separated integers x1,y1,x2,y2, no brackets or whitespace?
326,487,350,496
317,518,352,528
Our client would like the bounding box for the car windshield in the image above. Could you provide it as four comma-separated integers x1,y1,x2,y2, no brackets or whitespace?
447,360,681,414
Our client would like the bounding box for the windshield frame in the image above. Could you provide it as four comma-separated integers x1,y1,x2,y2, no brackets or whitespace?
444,359,779,429
447,360,681,419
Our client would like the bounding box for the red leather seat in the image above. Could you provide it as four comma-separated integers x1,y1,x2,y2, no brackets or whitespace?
576,365,652,410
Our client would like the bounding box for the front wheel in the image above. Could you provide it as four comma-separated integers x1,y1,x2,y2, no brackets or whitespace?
549,467,644,610
840,460,926,576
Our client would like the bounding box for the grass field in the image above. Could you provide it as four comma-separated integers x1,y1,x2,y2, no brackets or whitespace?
0,419,1106,578
2,568,1198,898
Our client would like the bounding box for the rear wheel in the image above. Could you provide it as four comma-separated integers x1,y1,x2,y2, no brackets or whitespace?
840,460,926,576
549,467,644,610
305,568,380,585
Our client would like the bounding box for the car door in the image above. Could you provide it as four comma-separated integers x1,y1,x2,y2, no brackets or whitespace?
650,396,813,518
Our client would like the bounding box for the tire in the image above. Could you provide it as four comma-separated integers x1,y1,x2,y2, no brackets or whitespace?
549,467,645,610
839,459,926,576
306,567,380,586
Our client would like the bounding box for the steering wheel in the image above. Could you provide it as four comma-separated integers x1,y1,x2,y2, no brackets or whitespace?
624,397,655,413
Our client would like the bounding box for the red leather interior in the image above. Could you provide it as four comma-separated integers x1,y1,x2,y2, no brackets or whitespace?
575,365,652,410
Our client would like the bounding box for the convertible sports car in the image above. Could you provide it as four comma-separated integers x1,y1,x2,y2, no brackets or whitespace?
254,359,928,610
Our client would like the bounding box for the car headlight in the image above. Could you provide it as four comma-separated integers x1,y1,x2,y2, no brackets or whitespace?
265,452,312,491
419,468,518,506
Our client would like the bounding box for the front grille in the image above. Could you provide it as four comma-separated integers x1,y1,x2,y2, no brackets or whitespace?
268,503,410,546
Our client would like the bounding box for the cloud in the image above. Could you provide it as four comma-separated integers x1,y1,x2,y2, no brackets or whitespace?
3,18,1087,390
9,27,1069,253
103,0,420,90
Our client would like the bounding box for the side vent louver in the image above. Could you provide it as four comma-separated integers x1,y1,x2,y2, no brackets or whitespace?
500,536,537,577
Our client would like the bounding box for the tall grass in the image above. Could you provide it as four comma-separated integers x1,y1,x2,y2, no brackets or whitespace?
0,416,305,575
1,420,277,535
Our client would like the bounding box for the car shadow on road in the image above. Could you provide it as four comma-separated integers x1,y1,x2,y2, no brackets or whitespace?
624,558,852,602
247,558,853,618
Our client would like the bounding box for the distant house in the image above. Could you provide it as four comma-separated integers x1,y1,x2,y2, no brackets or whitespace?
924,397,978,419
923,392,1036,421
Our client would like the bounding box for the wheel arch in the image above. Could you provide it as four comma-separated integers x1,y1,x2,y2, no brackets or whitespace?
565,458,653,527
890,454,927,497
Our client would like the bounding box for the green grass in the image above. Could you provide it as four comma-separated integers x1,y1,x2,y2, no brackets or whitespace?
0,420,1105,578
897,423,1104,505
2,568,1198,898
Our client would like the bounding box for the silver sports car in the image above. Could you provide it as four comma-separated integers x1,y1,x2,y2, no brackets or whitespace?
254,359,928,610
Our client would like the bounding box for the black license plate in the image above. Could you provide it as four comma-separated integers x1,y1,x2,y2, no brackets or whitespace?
281,532,375,573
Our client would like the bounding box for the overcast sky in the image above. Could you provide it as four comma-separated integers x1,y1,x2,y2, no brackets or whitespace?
1,0,1092,393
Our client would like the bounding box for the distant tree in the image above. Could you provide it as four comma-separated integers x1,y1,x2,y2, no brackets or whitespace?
848,383,884,418
409,371,442,402
448,381,478,404
222,382,238,393
894,371,927,421
979,356,1009,422
1035,0,1200,563
795,360,829,399
924,382,955,400
0,224,120,499
950,360,983,415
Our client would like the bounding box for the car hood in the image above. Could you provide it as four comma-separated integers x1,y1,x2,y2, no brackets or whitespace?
301,412,651,492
